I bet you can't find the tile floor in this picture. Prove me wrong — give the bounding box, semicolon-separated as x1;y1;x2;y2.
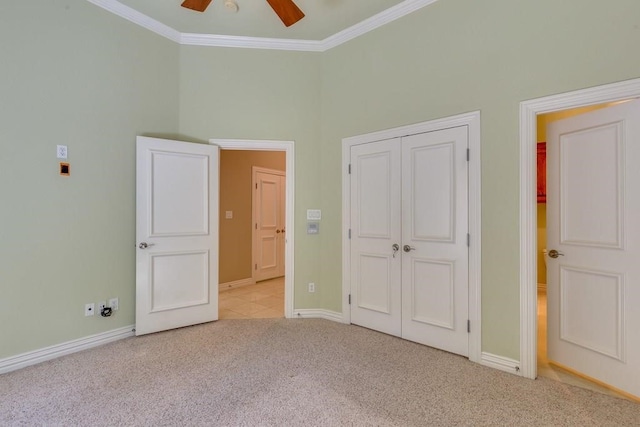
537;290;630;401
219;277;284;319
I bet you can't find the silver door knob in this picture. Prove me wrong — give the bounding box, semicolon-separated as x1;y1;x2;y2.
138;242;155;249
548;249;564;258
403;245;416;252
392;243;400;258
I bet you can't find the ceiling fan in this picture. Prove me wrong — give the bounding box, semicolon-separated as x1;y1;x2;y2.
181;0;305;27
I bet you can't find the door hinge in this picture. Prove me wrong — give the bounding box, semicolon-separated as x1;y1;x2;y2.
348;229;351;239
255;223;258;230
467;233;470;247
255;264;257;270
466;148;470;161
255;183;258;189
348;164;351;174
467;319;471;333
348;294;351;305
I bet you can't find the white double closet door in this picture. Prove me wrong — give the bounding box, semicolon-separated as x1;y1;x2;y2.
349;126;469;357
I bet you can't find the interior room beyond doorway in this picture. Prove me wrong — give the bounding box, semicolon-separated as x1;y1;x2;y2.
218;149;286;319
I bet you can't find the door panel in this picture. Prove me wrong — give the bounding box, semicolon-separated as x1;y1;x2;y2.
547;99;640;398
410;142;455;241
136;136;219;336
150;152;209;236
401;127;469;357
560;123;623;247
350;138;402;337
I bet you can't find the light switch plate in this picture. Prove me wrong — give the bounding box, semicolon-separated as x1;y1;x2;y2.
225;211;233;219
57;145;68;159
306;209;321;221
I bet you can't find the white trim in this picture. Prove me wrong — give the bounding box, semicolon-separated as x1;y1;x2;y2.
293;309;345;323
211;139;295;319
0;325;134;374
85;0;181;43
321;0;439;51
480;352;521;375
179;33;324;52
519;77;640;380
341;111;482;364
86;0;439;52
219;277;256;292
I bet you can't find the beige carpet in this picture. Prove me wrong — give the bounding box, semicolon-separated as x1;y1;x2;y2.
1;319;638;426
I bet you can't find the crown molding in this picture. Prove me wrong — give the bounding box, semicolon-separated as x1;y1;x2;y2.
322;0;439;51
86;0;439;52
180;33;323;52
86;0;181;43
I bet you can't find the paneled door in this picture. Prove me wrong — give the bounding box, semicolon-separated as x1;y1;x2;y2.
349;138;402;337
401;127;469;356
547;99;640;398
350;127;469;356
136;137;219;336
253;168;286;282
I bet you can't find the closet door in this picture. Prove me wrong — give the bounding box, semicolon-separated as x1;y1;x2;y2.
400;127;469;357
349;138;402;336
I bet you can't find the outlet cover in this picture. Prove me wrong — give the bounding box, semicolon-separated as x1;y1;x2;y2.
84;303;95;316
308;282;315;293
109;298;119;311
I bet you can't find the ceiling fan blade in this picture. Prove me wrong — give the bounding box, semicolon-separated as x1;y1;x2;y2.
181;0;213;12
265;0;305;27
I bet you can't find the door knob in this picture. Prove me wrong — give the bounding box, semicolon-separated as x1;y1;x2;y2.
392;243;400;258
138;242;155;249
403;245;416;252
276;229;281;234
548;249;564;258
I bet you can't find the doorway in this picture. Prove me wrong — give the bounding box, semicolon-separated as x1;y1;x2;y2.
212;139;295;319
536;104;635;399
520;78;640;400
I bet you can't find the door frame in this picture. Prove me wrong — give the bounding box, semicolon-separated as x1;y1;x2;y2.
519;77;640;380
211;139;295;319
341;111;482;364
252;166;286;282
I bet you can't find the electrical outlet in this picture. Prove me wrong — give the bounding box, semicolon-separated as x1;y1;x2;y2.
84;303;95;316
308;282;315;293
98;301;107;313
108;298;119;311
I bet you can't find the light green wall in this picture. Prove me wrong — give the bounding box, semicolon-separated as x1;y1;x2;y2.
3;0;640;364
0;1;179;358
320;0;640;358
177;46;322;308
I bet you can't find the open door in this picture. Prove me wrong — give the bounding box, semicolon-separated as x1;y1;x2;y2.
547;99;640;398
136;137;219;336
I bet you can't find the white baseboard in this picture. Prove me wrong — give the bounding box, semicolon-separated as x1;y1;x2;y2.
480;352;521;376
292;309;345;323
0;325;135;374
219;278;256;292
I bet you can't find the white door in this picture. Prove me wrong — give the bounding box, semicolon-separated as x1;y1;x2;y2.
350;127;469;355
350;138;403;336
401;127;469;357
547;99;640;397
253;168;285;282
136;137;219;336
